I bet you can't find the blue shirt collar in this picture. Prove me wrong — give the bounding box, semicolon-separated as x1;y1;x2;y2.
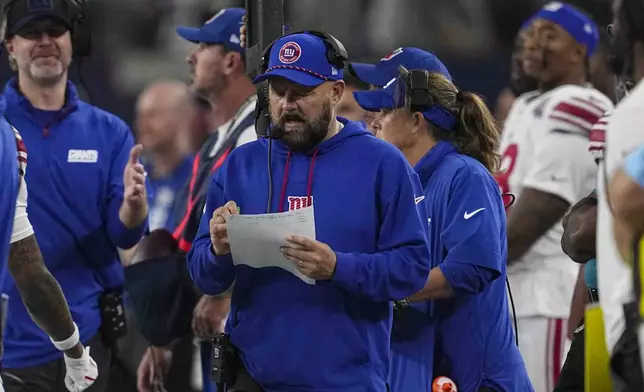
414;140;458;187
4;77;80;112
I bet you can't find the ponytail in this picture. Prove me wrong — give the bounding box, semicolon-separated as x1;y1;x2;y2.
456;91;501;173
396;67;501;173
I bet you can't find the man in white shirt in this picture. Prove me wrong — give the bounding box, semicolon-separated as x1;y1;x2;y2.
596;0;644;388
497;3;613;391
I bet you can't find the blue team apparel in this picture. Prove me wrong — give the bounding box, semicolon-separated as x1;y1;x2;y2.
0;95;19;288
145;156;193;231
252;33;344;87
0;78;150;368
417;141;533;392
349;47;451;87
188;119;431;391
176;7;245;53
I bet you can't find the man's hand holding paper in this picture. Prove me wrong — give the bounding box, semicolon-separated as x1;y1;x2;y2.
221;205;319;284
281;235;337;280
209;200;239;255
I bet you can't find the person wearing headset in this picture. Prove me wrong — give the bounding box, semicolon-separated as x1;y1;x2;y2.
187;31;432;391
0;1;151;391
354;68;533;392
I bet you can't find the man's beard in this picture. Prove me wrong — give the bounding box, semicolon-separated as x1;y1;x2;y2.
25;60;66;87
271;100;333;152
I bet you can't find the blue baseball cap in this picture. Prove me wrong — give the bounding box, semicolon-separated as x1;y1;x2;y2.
252;32;344;87
348;47;451;88
353;76;457;131
176;8;245;52
530;2;599;57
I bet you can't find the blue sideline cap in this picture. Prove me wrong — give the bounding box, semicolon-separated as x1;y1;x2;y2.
531;2;599;57
353;76;457;131
176;8;245;52
253;33;344;87
349;47;451;88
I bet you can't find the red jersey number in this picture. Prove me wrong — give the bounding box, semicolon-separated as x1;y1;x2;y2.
496;144;518;208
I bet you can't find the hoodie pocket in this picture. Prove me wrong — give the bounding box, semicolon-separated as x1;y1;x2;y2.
231;289;372;388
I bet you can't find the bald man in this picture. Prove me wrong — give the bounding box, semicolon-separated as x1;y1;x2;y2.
135;80;195;232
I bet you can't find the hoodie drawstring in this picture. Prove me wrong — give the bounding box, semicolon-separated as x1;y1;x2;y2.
277;149;319;212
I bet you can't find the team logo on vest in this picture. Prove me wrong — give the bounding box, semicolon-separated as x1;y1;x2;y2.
287;196;313;211
67;149;98;163
279;42;302;64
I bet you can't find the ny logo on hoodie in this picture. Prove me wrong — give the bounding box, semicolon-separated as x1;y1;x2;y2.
287;196;313;211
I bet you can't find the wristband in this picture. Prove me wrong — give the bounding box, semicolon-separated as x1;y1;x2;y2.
50;323;80;351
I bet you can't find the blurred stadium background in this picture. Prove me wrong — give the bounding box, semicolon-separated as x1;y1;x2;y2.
0;0;612;127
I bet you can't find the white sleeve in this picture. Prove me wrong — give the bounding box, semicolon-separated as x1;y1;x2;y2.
522;130;597;205
605;106;644;179
11;174;34;244
235;125;257;147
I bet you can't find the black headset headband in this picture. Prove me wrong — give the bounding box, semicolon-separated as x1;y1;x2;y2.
3;0;91;57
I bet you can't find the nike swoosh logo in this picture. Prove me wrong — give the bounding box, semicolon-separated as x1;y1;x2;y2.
464;208;485;219
414;196;425;204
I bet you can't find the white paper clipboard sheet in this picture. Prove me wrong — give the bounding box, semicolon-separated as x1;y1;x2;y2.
226;206;316;285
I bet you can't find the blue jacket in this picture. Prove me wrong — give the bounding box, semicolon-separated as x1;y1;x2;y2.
0;79;149;368
416;142;532;392
0;95;19;288
188;118;431;392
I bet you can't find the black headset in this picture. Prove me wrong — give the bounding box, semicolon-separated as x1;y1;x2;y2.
3;0;91;57
254;30;348;138
401;68;458;132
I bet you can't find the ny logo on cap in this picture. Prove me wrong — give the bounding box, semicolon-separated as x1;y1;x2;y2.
381;47;403;61
28;0;54;11
279;42;301;64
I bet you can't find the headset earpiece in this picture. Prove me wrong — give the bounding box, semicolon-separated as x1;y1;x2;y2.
408;69;432;108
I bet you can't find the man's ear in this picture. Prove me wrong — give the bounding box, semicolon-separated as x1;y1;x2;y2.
5;38;13;56
571;43;587;66
223;51;240;76
330;80;345;105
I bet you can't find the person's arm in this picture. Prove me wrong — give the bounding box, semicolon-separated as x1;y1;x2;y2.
610;145;644;263
507;124;598;264
407;169;503;302
561;192;597;263
330;154;431;302
187;168;236;296
106;123;152;250
8;175;83;358
567;264;589;340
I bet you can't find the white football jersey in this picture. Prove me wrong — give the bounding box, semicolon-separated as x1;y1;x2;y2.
10;125;33;244
497;85;613;318
597;80;644;353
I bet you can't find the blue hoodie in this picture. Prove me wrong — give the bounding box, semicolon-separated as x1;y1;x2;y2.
0;79;150;368
0;95;19;288
415;142;532;392
188;118;431;392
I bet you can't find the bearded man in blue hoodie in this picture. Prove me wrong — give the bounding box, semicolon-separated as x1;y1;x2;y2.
187;31;432;392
